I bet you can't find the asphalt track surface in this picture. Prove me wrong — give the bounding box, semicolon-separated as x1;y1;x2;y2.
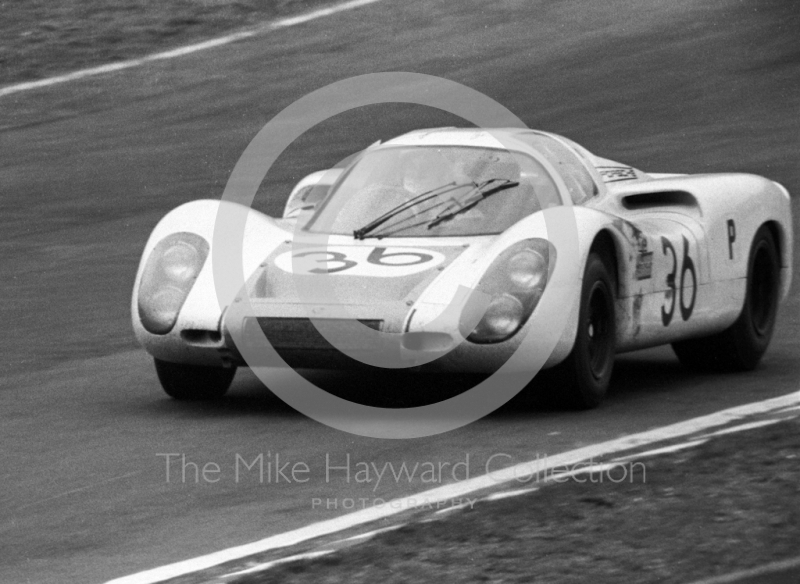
1;1;799;583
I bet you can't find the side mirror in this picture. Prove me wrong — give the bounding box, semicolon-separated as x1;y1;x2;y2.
282;168;343;219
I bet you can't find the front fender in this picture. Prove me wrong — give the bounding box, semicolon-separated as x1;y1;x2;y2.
409;206;617;372
131;199;289;364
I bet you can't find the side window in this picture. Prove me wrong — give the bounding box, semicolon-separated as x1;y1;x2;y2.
520;134;599;204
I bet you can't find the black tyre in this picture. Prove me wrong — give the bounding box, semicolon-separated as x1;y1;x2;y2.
672;225;780;372
154;358;236;400
556;252;617;408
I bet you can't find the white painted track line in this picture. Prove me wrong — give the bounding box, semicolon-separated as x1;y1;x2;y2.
700;418;783;438
104;390;800;584
484;487;539;502
684;555;800;584
434;502;473;515
223;549;335;578
0;0;387;99
340;524;405;543
612;439;709;462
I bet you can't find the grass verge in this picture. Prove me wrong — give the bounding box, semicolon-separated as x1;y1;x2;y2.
233;416;800;584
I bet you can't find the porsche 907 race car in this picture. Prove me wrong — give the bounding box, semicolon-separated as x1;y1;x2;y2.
132;128;793;408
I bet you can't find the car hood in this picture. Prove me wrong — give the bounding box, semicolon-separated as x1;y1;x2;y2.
239;239;472;330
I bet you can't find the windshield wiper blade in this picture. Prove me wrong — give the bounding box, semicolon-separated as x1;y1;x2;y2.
427;178;519;229
353;181;468;240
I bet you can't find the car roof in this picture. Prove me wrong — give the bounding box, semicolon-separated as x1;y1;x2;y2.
381;127;545;149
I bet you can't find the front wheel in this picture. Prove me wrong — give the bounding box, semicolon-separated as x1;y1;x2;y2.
555;252;617;409
154;358;236;400
672;225;780;372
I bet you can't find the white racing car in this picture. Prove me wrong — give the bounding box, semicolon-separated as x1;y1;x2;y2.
132;128;793;407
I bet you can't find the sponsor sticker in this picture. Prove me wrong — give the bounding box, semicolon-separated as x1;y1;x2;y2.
598;166;638;182
635;251;653;280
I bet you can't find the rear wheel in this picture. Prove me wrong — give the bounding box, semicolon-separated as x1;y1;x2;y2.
672;225;780;372
154;358;236;400
555;252;617;408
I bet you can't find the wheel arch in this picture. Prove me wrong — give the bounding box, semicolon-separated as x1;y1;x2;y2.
762;219;792;301
589;229;621;296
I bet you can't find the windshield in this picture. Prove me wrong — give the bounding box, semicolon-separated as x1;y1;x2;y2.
305;146;561;237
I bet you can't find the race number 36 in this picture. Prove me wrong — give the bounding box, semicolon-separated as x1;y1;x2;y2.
274;246;446;277
661;236;697;326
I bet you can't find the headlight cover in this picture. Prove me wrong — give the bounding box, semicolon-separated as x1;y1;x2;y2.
462;239;554;344
137;233;209;334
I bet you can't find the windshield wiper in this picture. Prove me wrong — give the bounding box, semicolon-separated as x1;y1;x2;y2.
427;178;519;229
353;181;470;240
